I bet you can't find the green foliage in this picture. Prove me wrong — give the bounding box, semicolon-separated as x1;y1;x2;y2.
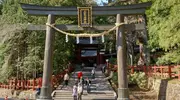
112;72;148;89
1;0;28;23
0;0;97;82
156;50;180;65
109;58;117;65
147;0;180;65
0;23;26;82
110;0;151;5
111;72;118;85
128;72;147;89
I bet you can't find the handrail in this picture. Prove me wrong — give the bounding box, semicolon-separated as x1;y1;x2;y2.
107;64;180;80
0;64;75;90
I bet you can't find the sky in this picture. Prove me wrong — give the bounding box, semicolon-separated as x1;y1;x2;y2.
96;0;108;6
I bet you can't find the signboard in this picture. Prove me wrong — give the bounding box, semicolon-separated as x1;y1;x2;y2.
78;7;92;27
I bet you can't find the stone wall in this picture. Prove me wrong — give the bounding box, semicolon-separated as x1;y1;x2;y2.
148;78;180;100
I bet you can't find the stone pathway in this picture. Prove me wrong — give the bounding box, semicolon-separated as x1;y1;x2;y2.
52;66;115;100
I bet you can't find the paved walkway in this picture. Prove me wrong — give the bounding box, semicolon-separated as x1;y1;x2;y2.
52;66;115;100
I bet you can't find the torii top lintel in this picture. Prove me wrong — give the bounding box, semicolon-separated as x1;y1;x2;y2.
21;2;151;16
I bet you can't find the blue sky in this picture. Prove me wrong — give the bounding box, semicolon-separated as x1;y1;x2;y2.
96;0;108;6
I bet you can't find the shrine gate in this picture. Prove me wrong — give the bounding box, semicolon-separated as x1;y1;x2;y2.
21;2;151;100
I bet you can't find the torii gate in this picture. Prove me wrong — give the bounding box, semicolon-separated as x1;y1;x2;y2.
21;2;151;100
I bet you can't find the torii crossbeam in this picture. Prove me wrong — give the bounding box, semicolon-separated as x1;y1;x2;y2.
21;2;151;100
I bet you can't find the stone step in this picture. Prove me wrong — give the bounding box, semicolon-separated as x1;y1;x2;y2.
53;96;115;100
52;66;115;100
54;91;114;95
54;98;115;100
54;95;114;97
54;93;114;97
53;92;115;98
54;93;114;95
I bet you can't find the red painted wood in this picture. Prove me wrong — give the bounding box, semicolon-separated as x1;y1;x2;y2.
178;70;180;80
131;66;134;74
33;79;36;90
168;66;172;78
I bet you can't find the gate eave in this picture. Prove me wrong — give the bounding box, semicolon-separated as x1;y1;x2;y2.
21;2;151;16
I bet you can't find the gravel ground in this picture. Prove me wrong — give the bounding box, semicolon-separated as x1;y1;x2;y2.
0;88;13;98
0;86;158;100
129;87;157;100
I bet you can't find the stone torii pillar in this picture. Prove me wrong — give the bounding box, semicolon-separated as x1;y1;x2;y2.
38;14;55;100
20;2;151;100
116;14;129;100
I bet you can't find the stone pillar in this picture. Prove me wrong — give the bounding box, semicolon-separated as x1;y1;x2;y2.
143;14;150;66
116;14;129;100
38;14;55;100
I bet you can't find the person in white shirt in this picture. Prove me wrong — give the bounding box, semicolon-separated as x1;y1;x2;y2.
91;67;95;79
77;82;83;100
114;91;117;100
64;72;69;86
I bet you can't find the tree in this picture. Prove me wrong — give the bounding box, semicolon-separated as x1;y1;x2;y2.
0;0;97;82
0;1;3;14
147;0;180;65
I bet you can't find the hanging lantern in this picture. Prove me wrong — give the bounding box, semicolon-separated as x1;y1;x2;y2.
102;35;104;43
66;34;68;42
76;36;79;44
90;36;93;44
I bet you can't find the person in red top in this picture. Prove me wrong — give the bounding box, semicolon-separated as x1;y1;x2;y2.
77;71;83;80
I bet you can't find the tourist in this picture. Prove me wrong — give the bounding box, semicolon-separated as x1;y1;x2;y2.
93;63;97;68
102;65;106;73
72;84;78;100
77;82;83;100
79;76;84;94
64;72;69;86
35;87;41;99
81;63;85;69
91;67;95;79
85;78;91;93
77;71;83;80
79;76;84;83
114;91;117;100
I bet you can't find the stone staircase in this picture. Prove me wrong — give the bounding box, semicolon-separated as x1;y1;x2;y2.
52;66;116;100
52;90;115;100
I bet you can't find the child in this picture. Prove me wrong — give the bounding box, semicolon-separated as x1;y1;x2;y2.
72;84;78;100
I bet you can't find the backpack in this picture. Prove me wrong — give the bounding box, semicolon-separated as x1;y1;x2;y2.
86;80;91;85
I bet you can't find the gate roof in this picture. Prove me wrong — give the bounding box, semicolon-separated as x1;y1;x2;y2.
21;2;151;16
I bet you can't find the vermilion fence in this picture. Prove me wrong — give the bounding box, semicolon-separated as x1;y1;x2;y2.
0;66;74;90
108;63;180;80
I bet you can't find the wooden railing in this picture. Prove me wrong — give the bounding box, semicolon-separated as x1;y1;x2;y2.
0;66;74;90
108;63;180;80
0;78;42;90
